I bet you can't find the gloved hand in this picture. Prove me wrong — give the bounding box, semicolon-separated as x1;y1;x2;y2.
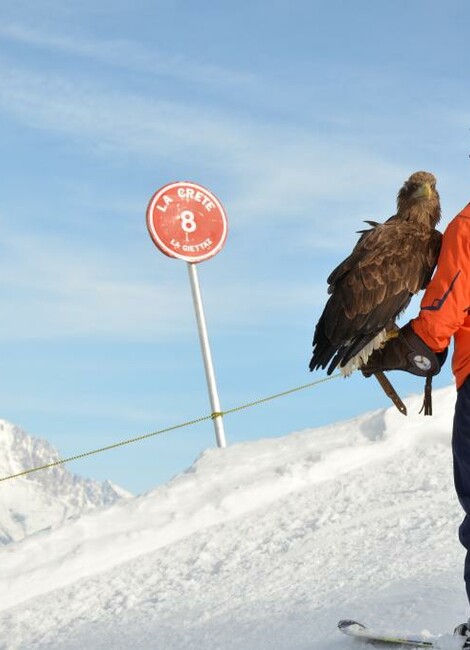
361;323;447;378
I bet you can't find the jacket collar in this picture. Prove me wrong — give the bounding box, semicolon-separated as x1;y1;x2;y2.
460;202;470;218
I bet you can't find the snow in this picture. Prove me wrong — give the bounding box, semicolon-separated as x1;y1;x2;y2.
0;385;468;649
0;420;131;545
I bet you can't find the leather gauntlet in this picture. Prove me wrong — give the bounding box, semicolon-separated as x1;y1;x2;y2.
361;323;447;378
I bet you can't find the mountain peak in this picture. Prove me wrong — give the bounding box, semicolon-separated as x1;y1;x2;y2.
0;419;131;544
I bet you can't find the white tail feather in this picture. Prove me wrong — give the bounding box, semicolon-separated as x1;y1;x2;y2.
340;329;390;377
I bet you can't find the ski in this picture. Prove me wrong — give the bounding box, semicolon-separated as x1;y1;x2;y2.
338;619;465;648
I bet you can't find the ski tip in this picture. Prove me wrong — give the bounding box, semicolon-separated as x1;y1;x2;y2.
338;620;366;631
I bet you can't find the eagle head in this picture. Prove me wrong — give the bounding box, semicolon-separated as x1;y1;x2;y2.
396;171;441;228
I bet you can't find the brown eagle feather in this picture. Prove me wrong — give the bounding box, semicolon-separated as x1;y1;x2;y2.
309;171;442;375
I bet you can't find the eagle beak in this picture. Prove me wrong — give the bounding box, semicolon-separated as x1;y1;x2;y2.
412;182;433;200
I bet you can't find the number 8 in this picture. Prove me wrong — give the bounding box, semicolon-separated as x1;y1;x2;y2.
179;210;197;233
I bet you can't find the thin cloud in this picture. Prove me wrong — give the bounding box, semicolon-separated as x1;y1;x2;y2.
0;229;190;340
0;225;323;341
0;22;256;87
0;59;407;227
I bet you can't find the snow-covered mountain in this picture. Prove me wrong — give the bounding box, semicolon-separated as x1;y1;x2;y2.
0;386;467;649
0;419;131;544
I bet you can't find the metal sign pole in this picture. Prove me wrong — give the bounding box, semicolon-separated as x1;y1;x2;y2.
187;262;227;448
147;181;229;449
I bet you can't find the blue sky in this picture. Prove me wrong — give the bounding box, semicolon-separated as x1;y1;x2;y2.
0;0;469;493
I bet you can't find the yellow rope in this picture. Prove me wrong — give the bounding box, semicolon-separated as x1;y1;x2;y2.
221;374;340;416
0;374;340;483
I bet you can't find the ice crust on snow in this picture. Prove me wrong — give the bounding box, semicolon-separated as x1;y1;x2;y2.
0;386;468;649
0;419;131;544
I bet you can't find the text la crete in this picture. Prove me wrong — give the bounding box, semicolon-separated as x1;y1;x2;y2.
156;187;216;213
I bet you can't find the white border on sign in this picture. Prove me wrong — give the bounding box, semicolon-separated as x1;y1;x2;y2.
146;181;228;263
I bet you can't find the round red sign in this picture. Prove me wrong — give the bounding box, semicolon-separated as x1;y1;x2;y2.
146;181;228;263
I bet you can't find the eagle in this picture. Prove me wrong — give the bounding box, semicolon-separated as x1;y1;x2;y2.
309;171;442;377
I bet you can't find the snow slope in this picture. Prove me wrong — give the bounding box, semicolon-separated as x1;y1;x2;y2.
0;420;131;544
0;386;468;649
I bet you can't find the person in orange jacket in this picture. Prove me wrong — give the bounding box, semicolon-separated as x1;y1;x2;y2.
363;200;470;641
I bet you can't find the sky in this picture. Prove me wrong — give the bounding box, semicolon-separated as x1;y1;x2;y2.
0;0;469;494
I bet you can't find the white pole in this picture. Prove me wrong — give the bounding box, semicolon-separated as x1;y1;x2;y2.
187;262;227;448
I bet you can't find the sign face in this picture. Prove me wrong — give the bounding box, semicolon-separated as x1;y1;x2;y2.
146;181;228;263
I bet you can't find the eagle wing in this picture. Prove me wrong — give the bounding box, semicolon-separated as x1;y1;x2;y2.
310;221;442;374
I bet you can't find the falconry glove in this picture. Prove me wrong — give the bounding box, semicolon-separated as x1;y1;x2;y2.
361;323;446;377
361;323;447;414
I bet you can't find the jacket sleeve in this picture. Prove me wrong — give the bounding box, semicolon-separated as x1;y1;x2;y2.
411;215;470;352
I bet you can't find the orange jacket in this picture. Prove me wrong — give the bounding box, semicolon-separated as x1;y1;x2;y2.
411;202;470;389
